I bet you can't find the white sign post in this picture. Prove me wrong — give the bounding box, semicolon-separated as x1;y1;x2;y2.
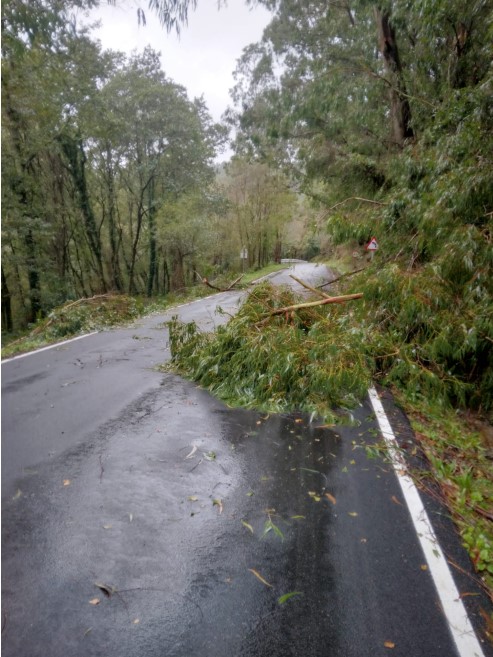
240;248;248;271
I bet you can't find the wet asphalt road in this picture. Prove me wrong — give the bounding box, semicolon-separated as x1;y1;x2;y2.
2;264;492;656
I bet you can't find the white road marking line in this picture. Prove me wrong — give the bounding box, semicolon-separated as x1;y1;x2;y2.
368;387;486;657
1;332;99;364
1;277;277;364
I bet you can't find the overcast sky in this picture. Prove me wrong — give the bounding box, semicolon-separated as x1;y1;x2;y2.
86;0;271;125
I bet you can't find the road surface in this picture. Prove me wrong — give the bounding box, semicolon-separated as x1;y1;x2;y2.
2;264;491;656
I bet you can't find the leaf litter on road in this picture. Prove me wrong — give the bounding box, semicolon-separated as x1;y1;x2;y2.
212;498;223;514
241;520;254;534
278;592;303;605
248;569;272;588
185;445;197;459
262;518;284;541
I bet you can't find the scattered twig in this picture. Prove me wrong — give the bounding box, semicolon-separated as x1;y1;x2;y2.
185;595;205;620
99;455;105;483
189;458;203;473
185;445;197;459
469;504;493;523
249;568;273;588
322;196;388;218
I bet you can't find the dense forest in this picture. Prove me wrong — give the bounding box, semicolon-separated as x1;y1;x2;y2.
1;0;311;331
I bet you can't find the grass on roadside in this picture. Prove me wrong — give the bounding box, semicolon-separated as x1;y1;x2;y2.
400;394;493;598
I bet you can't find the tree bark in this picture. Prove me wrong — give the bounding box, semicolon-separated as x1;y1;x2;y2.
104;143;123;291
146;178;157;297
25;228;42;322
128;201;145;294
374;6;414;145
59;132;107;291
2;265;14;332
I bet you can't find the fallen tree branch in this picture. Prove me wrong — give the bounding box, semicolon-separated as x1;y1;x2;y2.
264;293;364;320
59;293;113;312
318;266;368;288
194;271;243;292
323;197;388;216
30;294;113;336
289;274;332;299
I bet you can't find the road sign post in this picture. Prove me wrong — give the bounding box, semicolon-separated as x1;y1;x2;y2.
240;248;248;272
365;237;379;260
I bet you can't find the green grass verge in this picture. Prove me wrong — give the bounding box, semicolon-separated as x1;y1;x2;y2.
401;394;493;599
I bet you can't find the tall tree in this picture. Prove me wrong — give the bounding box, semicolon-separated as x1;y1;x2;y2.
1;0;222;328
224;159;294;269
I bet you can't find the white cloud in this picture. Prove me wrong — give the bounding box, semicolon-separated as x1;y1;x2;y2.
86;0;271;123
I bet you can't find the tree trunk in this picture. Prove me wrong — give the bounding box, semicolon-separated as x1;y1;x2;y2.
128;202;145;294
273;226;282;264
171;249;185;290
449;22;473;89
59;132;107;291
105;143;123;291
25;228;42;322
146;178;157;297
163;257;170;294
2;265;14;332
374;6;414;146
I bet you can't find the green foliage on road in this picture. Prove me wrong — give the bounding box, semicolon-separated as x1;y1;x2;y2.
168;281;371;421
169;275;493;599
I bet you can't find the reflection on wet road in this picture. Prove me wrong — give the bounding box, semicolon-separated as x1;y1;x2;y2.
2;376;478;657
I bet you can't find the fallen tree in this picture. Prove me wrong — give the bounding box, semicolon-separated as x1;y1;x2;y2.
167;280;370;419
194;271;244;292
